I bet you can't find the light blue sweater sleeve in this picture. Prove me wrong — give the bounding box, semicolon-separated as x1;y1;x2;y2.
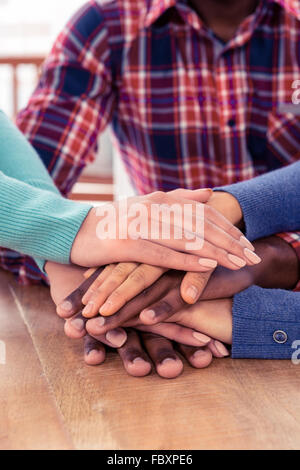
0;111;92;271
216;163;300;359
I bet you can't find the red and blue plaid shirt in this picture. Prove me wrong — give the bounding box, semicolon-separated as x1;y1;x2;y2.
3;0;300;285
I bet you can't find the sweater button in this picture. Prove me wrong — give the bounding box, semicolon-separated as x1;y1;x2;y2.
273;330;288;344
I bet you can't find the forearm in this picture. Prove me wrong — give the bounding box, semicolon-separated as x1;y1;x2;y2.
0;171;91;268
214;162;300;240
0;111;93;270
254;236;299;289
202;235;299;299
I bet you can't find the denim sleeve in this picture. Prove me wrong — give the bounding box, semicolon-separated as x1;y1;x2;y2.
232;286;300;359
215;162;300;241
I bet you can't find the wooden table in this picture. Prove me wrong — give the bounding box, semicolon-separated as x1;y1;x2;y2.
1;269;300;450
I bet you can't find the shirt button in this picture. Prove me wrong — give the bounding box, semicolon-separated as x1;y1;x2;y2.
273;330;288;344
227;118;236;127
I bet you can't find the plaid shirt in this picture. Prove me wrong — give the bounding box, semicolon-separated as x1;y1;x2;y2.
3;0;300;284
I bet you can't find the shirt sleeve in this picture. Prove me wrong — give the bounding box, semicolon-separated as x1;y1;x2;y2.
214;162;300;241
0;172;91;270
16;1;116;196
232;286;300;359
0;111;92;271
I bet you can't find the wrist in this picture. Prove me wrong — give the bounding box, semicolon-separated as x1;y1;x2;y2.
251;236;299;289
44;260;58;276
45;260;73;278
209;191;243;228
70;207;98;266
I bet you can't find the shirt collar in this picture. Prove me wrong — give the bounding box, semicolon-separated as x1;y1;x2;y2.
143;0;300;26
269;0;300;19
144;0;177;28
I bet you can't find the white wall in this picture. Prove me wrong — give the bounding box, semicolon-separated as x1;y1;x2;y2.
0;0;113;177
0;0;84;55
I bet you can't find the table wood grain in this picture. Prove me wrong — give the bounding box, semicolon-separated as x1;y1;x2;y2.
0;269;300;450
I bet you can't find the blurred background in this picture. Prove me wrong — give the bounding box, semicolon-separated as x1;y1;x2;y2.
0;0;134;202
0;0;85;115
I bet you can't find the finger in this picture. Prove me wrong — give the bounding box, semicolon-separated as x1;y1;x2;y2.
204;203;254;247
120;238;220;272
135;322;211;347
65;312;128;348
201;265;254;300
150;235;258;271
164;298;233;345
82;263;138;318
155;192;260;266
171;191;248;243
56;267;106;318
139;286;186;325
169;188;213;203
201;217;261;266
157;190;253;251
84;335;106;366
141;332;183;379
177;340;230;368
117;329;152;377
208;340;230;358
99;264;166;316
64;312;87;339
84;268;97;279
177;343;213;369
82;264;117;311
86;272;180;336
180;270;214;304
90;328;128;349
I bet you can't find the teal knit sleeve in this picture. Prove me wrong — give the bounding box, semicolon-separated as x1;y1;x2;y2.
0;111;92;270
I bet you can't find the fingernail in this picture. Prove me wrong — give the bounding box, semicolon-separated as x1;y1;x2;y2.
133;357;147;364
161;357;176;365
186;286;199;301
106;329;127;348
192;332;211;344
100;301;112;316
87;349;98;356
141;309;156;320
244;248;262;265
227;254;246;267
240;236;255;251
201;188;213;194
198;258;218;268
70;318;85;332
59;300;73;312
192;349;207;359
82;302;94;316
214;340;230;356
95;316;105;328
81;293;90;304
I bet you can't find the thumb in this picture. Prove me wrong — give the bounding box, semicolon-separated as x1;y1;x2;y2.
180;270;214;304
84;267;97;279
171;188;213;203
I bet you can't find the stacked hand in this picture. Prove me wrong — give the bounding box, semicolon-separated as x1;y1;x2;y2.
48;263;232;378
46;190;298;378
